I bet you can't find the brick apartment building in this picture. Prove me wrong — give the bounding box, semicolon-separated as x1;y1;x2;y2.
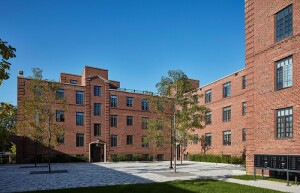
17;66;183;162
185;69;246;157
16;0;300;173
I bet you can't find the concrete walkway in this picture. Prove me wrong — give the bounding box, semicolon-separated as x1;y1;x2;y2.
0;161;298;192
225;178;299;193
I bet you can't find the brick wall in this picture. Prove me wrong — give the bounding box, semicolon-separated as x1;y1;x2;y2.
245;0;300;173
186;70;246;156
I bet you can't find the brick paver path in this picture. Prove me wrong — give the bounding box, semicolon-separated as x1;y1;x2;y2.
0;161;245;193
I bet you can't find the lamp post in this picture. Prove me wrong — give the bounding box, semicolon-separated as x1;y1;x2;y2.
169;116;173;169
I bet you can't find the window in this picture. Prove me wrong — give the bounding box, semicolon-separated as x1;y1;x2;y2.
193;95;198;104
142;117;149;129
223;131;231;145
76;133;84;147
141;137;149;148
156;136;164;148
94;103;101;116
276;107;293;138
76;112;84;125
94;124;101;136
70;80;78;85
205;90;212;103
127;116;133;126
110;115;117;128
127;97;133;107
94;86;101;96
157;154;164;161
111;135;117;147
157;120;163;130
276;56;292;90
56;110;64;122
223;106;231;122
276;5;293;42
184;138;188;147
57;133;64;144
127;135;133;145
142;99;149;110
193;134;198;144
34;86;42;97
56;89;64;99
110;95;117;107
76;91;84;104
242;128;246;142
242;76;246;89
242;102;246;116
205;133;212;146
223;82;231;98
205;111;212;125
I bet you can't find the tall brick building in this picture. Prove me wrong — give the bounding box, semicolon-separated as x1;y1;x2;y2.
16;1;300;174
244;0;300;173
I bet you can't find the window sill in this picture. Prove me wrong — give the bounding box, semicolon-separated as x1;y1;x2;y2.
275;86;292;92
275;137;293;140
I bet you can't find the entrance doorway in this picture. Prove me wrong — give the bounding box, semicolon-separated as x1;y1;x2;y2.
90;143;104;162
176;144;181;161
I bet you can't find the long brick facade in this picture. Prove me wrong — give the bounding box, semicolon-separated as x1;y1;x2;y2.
17;66;176;162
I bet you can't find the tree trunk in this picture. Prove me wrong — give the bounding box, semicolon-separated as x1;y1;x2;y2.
34;140;37;167
48;120;51;172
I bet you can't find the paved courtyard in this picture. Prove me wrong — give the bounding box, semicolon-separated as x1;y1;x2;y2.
0;161;245;192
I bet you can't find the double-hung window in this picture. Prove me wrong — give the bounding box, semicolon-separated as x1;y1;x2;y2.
76;112;84;125
110;95;117;107
56;110;65;122
94;86;101;96
223;82;231;98
223;106;231;122
205;133;212;146
205;90;212;103
275;5;293;42
276;107;293;138
94;103;101;116
276;57;292;90
76;91;84;104
223;131;231;145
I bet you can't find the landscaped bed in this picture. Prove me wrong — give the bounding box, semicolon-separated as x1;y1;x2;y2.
25;179;282;193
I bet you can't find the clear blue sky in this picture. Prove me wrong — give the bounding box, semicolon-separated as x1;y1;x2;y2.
0;0;245;105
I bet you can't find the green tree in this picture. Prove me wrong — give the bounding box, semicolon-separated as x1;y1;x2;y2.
18;68;66;172
0;103;17;152
145;97;171;161
0;38;16;86
200;135;210;154
155;70;208;172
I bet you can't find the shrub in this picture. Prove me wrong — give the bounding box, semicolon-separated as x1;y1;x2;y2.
110;154;153;162
188;154;245;165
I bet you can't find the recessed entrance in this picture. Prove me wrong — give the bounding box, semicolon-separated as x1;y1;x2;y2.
90;143;105;162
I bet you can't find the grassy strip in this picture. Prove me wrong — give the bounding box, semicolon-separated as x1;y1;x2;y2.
25;179;282;193
232;175;295;185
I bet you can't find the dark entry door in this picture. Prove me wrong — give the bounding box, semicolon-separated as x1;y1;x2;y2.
91;143;104;162
177;145;181;161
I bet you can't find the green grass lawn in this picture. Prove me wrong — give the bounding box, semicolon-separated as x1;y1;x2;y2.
26;180;283;193
232;175;294;185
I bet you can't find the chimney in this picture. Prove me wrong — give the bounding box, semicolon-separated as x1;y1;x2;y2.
18;70;24;77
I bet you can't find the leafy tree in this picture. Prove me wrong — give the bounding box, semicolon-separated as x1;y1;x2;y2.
0;103;17;152
200;135;210;154
155;70;208;172
145;97;171;161
18;68;66;171
0;38;16;86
